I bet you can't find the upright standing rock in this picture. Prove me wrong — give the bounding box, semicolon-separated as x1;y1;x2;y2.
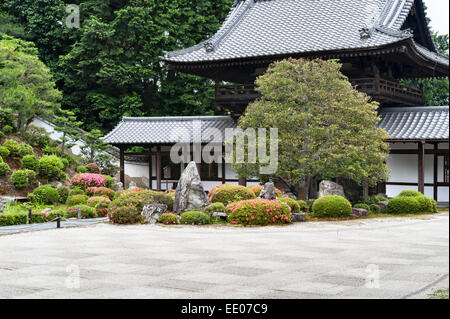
173;162;210;214
258;182;277;200
318;180;345;198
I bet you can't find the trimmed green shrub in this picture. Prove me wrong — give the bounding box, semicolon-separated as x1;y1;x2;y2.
398;190;423;197
69;187;85;196
11;170;29;189
30;211;60;223
28;185;59;204
66;194;89;206
22;125;51;148
110;189;173;212
66;205;96;219
247;185;283;197
227;198;291;226
278;197;301;214
204;202;226;214
415;196;438;213
354;203;371;211
76;165;88;173
0;146;9;158
87;196;111;217
312;195;352;218
209;184;256;206
38;155;64;180
0;162;10;176
57;186;69;204
297;199;310;213
369;204;381;214
0;131;4;139
109;206;145;224
387;196;421;214
19;143;34;157
2;139;20;157
58;171;67;182
0;213;27;226
158;212;179;225
180;211;211;225
24;169;36;183
61;158;69;170
87;187;115;200
2;125;13;134
104;175;115;189
21;155;39;171
360;195;388;205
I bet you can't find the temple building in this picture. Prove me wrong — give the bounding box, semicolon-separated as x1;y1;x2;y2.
105;0;449;202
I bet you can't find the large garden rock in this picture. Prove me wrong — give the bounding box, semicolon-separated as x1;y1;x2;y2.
258;182;277;200
0;198;7;213
378;201;389;214
141;203;168;224
351;208;368;217
291;213;306;222
318;180;345;198
173;162;210;214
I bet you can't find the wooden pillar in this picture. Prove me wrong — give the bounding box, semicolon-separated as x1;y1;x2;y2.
433;143;439;201
418;141;425;194
221;145;226;184
156;145;162;191
119;146;125;186
148;146;153;190
238;177;247;187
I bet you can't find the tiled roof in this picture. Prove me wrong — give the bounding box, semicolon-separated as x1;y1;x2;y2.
164;0;448;67
103;116;237;145
378;106;449;140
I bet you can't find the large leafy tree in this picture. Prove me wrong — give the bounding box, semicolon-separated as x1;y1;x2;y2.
232;58;390;199
0;35;62;133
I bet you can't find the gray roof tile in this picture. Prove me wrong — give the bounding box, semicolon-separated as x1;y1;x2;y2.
378;106;449;140
164;0;448;67
103;116;237;145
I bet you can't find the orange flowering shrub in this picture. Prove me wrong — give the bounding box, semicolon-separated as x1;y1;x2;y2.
227;198;291;226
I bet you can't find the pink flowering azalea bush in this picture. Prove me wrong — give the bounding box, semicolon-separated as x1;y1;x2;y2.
209;184;255;206
312;195;352;218
87;187;115;200
158;212;179;225
71;173;106;190
247;185;283;198
227;198;291;226
87;196;111;217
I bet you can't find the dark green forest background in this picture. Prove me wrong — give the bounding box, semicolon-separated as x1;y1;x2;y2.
0;0;448;134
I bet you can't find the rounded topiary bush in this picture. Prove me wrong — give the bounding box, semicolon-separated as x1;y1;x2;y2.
28;185;59;204
180;211;211;225
369;204;381;214
109;206;145;224
387;196;421;214
19;143;34;157
76;165;88;173
297;199;310;213
57;186;69;204
312;195;352;218
209;184;256;206
69;187;85;196
204;202;226;214
158;212;179;225
66;205;96;219
38;155;64;180
61;158;69;170
109;189;173;212
87;196;111;217
71;173;106;190
87;187;115;200
0;146;10;158
11;170;29;189
398;190;423;197
66;194;89;206
0;162;10;176
278;197;301;214
2;125;13;134
227;198;291;226
21;155;39;171
415;195;437;213
2;139;20;157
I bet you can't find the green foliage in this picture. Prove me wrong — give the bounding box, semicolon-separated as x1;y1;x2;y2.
38;155;64;180
87;187;115;200
0;161;10;175
19;143;33;157
0;146;9;157
209;184;256;206
312;195;352;218
57;186;69;204
398;190;423;197
29;210;61;223
2;125;13;134
278;197;301;214
109;206;145;225
104;175;115;189
66;194;89;206
0;11;28;39
158;212;179;225
415;196;438;213
354;203;370;211
2;139;20;157
21;154;39;170
227;199;291;226
180;211;211;225
232;58;390;198
61;158;69;170
0;131;4;139
68;187;85;196
204;202;226;213
85;163;101;174
21;125;51;148
66;205;96;219
53;108;83;154
247;185;283;197
87;196;111;217
360;195;388;205
110;189;173;212
0;213;27;226
76;165;88;173
387;196;421;214
42;145;62;156
10;169;29;189
369;204;381;214
28;184;59;204
0;35;62;133
297;199;310;213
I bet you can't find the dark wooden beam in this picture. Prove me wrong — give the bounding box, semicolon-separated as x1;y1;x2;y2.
148;146;153;190
386;182;449;187
156;145;162;191
119;147;125;186
222;145;226;184
238;177;247;187
389;149;449;155
433;143;439;201
418;141;425;194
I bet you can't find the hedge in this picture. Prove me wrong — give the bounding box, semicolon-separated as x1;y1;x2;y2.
28;185;59;204
109;206;145;224
227;198;291;226
66;195;89;206
312;196;352;218
66;205;97;219
0;213;27;226
158;213;179;225
180;211;211;225
209;184;256;206
38;155;64;180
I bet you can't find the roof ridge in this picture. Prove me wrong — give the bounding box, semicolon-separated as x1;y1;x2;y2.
380;106;449;113
122;115;235;121
413;40;449;60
